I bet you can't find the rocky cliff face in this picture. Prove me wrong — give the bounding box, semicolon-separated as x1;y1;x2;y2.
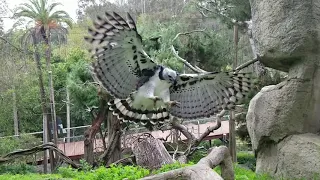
247;0;320;179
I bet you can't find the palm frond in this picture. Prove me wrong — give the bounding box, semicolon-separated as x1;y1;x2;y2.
47;2;62;13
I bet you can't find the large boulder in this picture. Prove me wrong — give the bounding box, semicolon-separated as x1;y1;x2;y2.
250;0;320;71
247;67;320;152
256;133;320;179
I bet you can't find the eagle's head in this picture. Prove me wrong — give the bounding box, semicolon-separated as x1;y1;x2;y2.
159;66;179;85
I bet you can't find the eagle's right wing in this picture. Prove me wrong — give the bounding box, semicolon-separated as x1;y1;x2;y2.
85;12;158;99
169;72;253;119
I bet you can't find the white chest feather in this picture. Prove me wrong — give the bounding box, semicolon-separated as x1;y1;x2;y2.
132;73;171;109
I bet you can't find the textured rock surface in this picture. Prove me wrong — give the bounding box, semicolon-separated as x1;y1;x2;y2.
250;0;320;71
248;0;320;178
256;133;320;179
247;59;320;151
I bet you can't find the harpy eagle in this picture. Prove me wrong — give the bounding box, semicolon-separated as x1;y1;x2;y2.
85;12;253;129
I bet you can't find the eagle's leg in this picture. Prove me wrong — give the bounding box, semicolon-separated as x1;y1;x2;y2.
165;101;180;108
148;96;162;106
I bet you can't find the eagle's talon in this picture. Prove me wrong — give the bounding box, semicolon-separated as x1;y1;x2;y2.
149;96;161;102
166;101;180;108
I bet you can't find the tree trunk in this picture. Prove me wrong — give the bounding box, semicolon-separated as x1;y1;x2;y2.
12;86;19;136
84;99;108;165
66;88;71;143
100;111;122;165
45;31;58;147
229;24;238;163
44;29;57;171
132;135;174;169
31;32;49;173
106;112;122;165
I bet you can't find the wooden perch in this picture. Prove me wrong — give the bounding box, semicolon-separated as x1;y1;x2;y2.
0;142;81;169
140;146;234;180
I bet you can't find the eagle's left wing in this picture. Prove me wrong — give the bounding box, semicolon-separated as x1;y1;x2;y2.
169;72;253;119
85;12;157;99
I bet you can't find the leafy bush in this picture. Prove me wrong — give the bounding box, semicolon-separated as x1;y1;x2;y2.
153;161;194;174
0;163;37;175
214;164;272;180
58;165;150;180
237;152;256;171
0;134;41;156
2;163;318;180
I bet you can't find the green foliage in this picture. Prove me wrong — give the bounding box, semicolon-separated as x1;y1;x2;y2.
237;152;256;171
137;9;234;73
153;161;194;174
0;173;62;180
0;134;41;156
58;165;150;180
189;140;225;163
197;0;251;28
0;163;274;180
214;164;272;180
0;163;37;175
1;163;318;180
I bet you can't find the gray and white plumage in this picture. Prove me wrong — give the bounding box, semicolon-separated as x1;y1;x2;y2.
85;12;253;130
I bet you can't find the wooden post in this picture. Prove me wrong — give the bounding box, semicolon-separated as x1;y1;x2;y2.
66;88;71;143
229;24;239;163
12;86;19;136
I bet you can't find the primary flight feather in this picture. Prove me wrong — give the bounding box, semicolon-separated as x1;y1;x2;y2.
85;12;253;130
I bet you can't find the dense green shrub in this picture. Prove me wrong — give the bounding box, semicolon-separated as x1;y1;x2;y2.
153;161;194;174
237;152;256;171
58;165;150;180
0;134;41;156
0;163;37;175
0;163;274;180
215;164;272;180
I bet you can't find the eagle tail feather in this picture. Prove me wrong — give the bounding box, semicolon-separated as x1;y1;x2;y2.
108;98;170;130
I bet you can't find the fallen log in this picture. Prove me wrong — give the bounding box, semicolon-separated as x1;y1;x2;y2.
0;142;81;169
140;146;234;180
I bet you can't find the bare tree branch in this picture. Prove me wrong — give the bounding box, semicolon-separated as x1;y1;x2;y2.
171;29;210;73
105;155;135;168
0;142;81;169
235;56;260;72
170;110;226;156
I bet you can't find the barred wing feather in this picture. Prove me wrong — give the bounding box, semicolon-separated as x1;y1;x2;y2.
170;72;253;119
85;12;157;99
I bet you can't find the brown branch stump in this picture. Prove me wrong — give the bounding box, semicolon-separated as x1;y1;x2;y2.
132;134;174;169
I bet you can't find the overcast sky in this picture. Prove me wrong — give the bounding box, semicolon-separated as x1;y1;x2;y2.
3;0;79;31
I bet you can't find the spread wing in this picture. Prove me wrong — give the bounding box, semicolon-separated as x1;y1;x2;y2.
169;72;253;119
85;12;157;99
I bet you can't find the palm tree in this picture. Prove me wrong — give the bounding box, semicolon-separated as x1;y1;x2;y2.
14;0;73;173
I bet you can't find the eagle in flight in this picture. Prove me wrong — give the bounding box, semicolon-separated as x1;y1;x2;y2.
85;12;253;129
